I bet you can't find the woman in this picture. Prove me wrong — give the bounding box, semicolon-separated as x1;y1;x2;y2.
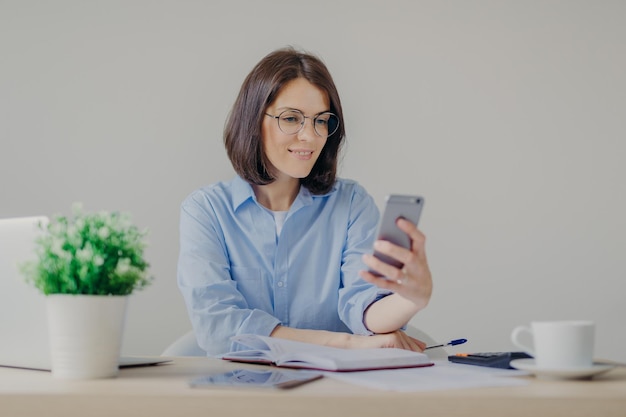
177;47;432;356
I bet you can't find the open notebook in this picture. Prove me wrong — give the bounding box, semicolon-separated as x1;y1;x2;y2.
223;334;433;371
0;216;169;371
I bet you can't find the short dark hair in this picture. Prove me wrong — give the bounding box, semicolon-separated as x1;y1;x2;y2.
224;47;345;195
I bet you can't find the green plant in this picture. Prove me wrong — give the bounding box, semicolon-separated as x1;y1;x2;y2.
21;204;152;295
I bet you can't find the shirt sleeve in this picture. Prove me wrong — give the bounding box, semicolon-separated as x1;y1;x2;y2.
177;191;280;356
337;185;392;335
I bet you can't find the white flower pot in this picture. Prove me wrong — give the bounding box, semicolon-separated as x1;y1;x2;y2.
46;294;128;380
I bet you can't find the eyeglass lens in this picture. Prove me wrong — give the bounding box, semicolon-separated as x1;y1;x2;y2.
277;110;339;137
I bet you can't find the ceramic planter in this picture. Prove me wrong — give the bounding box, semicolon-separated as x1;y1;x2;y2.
46;294;127;379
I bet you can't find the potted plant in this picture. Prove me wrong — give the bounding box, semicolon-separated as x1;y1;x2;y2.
21;203;151;379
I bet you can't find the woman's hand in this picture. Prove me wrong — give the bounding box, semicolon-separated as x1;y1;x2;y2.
360;218;433;308
348;330;426;352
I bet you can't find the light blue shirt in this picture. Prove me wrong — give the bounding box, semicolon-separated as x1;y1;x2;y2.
177;176;390;356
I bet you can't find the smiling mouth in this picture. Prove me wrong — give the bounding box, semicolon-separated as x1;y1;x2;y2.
290;150;314;156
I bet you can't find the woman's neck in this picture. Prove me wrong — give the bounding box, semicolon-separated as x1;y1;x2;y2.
252;178;300;212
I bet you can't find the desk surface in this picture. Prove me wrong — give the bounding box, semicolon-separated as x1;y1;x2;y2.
1;357;625;417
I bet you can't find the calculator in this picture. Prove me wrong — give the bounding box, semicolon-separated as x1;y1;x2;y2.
448;352;533;369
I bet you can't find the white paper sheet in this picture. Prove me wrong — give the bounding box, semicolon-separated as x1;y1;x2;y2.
323;360;529;392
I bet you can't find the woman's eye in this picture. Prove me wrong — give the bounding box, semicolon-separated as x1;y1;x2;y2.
281;116;301;124
315;118;329;126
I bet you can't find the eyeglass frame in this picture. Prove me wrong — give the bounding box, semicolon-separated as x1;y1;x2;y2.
264;109;339;138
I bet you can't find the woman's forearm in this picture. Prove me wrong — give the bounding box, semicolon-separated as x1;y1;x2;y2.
270;325;353;348
363;293;426;334
270;323;425;351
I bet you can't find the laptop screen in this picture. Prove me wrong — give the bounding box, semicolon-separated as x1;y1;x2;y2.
0;216;51;370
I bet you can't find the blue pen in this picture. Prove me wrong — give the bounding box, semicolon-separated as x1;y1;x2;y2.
424;338;468;350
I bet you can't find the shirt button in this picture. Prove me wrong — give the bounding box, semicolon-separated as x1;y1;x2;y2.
277;281;284;287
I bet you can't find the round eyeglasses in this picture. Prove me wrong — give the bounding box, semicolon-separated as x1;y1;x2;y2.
265;109;339;138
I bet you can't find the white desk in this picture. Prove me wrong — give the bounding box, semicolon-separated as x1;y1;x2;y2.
1;357;625;417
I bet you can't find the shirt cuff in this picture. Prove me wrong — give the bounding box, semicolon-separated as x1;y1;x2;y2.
353;290;393;336
228;310;282;352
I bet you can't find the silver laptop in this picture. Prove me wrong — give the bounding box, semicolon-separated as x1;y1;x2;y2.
0;216;170;371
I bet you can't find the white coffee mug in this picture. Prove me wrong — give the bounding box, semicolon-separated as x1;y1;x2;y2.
510;320;595;369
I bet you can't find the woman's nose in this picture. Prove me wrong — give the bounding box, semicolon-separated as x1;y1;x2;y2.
296;117;317;140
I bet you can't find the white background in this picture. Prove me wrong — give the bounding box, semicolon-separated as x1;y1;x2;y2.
1;0;624;361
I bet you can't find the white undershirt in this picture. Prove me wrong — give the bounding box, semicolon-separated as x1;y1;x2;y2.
271;210;288;236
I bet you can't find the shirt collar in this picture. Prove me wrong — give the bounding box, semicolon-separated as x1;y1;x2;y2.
231;175;339;212
231;176;256;211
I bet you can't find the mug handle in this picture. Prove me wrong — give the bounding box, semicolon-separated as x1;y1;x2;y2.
510;325;535;356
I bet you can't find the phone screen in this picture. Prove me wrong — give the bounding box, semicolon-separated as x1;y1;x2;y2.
189;368;323;390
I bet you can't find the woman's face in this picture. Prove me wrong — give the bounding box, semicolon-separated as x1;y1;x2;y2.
261;78;330;182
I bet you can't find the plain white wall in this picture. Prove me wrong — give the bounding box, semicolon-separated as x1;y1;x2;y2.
1;0;625;361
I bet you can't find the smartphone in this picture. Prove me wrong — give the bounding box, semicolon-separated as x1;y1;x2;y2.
371;194;425;276
189;368;323;390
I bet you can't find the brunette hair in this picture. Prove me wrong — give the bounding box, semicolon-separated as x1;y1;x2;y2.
224;47;345;195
